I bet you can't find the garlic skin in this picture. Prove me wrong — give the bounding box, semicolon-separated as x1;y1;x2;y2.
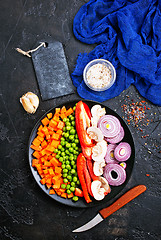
20;92;39;114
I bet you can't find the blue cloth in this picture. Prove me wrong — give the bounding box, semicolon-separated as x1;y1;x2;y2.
71;0;161;106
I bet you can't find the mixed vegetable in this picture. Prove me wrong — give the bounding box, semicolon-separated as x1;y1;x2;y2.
30;101;132;203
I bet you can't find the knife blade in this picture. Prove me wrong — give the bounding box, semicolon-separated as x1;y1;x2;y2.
72;185;146;233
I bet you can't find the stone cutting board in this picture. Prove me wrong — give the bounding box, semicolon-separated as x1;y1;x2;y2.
31;40;75;101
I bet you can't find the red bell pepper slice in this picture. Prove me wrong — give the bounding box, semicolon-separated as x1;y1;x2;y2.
86;159;99;181
81;145;93;160
83;160;93;197
77;153;92;203
75;101;94;147
75;188;84;197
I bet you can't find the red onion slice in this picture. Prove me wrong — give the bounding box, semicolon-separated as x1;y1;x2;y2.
114;142;131;162
105;126;124;144
103;163;126;186
105;144;118;164
98;115;121;138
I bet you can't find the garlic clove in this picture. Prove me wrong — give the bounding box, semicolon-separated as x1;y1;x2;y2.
20;92;39;114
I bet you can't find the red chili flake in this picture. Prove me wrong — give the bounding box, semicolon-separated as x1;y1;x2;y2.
146;174;150;177
144;106;146;110
147;107;150;110
141;101;146;103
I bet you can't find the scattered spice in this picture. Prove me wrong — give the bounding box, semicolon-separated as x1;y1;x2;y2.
146;174;150;177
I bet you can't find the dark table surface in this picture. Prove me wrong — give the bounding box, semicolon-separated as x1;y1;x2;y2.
0;1;161;240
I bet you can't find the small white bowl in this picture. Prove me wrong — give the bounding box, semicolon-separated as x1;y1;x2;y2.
83;59;116;92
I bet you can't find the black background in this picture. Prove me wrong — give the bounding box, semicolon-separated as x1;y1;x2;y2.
0;1;161;240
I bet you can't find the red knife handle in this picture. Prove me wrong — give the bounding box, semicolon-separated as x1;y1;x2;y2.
99;185;146;219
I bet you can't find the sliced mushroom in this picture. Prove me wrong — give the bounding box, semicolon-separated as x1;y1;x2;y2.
98;176;111;194
87;127;104;142
20;92;39;114
91;180;106;201
91;105;106;127
93;160;106;176
92;140;107;161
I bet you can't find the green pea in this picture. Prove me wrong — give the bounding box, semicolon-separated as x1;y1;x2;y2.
55;154;60;159
69;155;74;161
71;182;75;187
66;184;71;190
59;157;63;162
63;118;68;122
71;169;76;174
64;132;69;138
63;169;68;173
71;160;75;166
69;147;73;152
77;180;80;185
67;175;72;181
63;178;68;183
61;164;66;169
63;173;67;178
73;106;76;111
65;149;70;155
66;126;71;131
70;186;75;192
61;141;65;146
65;160;70;165
63;126;66;132
74;155;77;160
69;135;74;141
70;129;76;135
70;116;75;121
73;165;77;170
58;145;62;150
72;196;78;201
71;121;75;126
73;176;77;182
67;189;71;195
71;143;76;148
54;149;58;153
66;143;71;148
75;139;79;144
61;137;65;141
61;152;65;157
66;165;71;170
66;122;71;126
61;184;66;189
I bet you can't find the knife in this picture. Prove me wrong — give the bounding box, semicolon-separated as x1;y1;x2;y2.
72;185;146;233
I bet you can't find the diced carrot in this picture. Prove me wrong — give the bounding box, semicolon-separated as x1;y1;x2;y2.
51;140;60;148
32;159;39;167
53;179;61;189
55;108;61;114
48;168;55;176
41;117;50;126
56;129;63;136
41;140;47;149
37;135;44;142
55;166;62;174
50;157;59;167
51;132;60;140
40;178;46;185
65;107;74;117
30;145;42;151
37;131;45;138
38;125;43;131
47;112;53;119
49;189;55;194
46;183;52;189
46;178;52;185
67;192;74;198
33;151;42;159
32;138;41;147
53;115;59;122
61;192;67;198
57;121;65;129
41;126;49;135
49;119;57;128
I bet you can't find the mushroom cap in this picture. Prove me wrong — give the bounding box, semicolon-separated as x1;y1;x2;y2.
87;126;104;142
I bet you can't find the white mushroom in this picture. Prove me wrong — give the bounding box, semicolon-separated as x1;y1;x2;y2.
98;176;111;194
93;160;106;176
91;105;106;127
92;140;107;161
87;127;104;142
91;180;106;201
20;92;39;114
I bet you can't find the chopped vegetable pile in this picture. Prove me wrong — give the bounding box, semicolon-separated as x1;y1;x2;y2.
30;101;132;203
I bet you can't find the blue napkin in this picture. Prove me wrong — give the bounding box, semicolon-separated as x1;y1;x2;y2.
71;0;161;106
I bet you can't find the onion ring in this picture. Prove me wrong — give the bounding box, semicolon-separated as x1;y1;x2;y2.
114;142;131;162
98;115;121;138
104;144;118;164
103;163;126;186
105;126;124;144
